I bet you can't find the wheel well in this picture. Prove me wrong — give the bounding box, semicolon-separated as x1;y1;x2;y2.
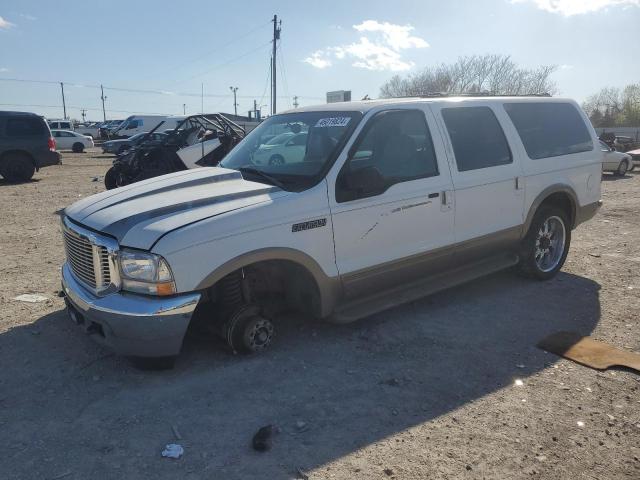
211;260;323;319
539;192;576;227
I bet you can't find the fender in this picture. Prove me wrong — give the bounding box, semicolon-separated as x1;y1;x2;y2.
522;184;578;236
195;247;342;318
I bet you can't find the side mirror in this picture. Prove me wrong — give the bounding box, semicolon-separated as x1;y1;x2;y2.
343;166;386;198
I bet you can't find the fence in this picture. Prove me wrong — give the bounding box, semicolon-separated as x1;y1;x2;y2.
594;127;640;141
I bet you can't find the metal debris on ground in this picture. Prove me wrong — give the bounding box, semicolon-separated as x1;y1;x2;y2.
13;294;49;303
538;331;640;373
161;443;184;459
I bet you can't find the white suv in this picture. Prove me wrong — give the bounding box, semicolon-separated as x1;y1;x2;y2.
60;96;602;362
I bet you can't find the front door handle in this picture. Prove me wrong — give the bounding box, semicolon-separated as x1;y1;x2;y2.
428;192;439;199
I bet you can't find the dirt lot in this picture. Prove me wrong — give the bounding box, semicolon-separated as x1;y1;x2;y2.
0;148;638;479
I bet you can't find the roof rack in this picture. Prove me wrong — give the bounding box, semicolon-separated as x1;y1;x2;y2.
413;92;552;98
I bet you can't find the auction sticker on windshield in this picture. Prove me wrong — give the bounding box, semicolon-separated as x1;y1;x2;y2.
315;117;351;128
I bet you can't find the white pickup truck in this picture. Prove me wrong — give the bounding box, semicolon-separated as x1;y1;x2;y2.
60;95;602;364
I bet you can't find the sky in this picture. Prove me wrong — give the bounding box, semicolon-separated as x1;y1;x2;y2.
0;0;639;121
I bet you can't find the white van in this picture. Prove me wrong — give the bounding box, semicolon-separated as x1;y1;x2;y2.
60;95;602;361
112;115;186;138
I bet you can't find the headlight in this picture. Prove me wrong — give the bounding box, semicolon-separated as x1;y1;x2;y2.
118;249;176;296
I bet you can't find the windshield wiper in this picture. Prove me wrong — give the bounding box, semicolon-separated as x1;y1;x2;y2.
238;167;286;190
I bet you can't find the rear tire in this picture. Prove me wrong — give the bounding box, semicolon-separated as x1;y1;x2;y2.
104;167;119;189
0;152;35;182
518;206;571;281
615;160;628;176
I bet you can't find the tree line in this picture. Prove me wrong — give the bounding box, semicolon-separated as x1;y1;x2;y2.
378;53;639;127
581;84;640;127
379;54;557;98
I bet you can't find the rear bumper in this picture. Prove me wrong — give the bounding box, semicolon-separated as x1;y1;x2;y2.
37;151;61;169
61;263;201;357
575;200;602;227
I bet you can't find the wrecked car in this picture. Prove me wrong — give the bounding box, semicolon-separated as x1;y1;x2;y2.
104;114;245;189
60;96;602;365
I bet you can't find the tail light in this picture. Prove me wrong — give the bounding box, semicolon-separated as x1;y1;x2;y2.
48;137;56;151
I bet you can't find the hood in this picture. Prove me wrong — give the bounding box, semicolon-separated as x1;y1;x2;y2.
105;139;128;146
64;167;287;250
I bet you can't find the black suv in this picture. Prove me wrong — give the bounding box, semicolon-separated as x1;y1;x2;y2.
0;111;61;182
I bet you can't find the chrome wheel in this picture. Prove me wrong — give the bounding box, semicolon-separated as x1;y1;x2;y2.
534;216;566;273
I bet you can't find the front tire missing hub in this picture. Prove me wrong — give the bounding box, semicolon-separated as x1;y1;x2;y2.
223;304;274;353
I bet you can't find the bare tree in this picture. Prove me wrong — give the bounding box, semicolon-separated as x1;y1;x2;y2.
379;54;558;98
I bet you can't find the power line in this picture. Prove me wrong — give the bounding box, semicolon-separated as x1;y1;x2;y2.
0;76;323;100
177;41;273;84
147;21;272;79
0;103;171;115
277;44;291;109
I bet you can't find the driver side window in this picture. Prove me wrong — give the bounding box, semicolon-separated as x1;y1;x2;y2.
337;109;439;202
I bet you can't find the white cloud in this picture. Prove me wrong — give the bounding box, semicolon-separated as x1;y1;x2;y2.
353;20;429;51
19;13;37;21
0;16;15;29
304;20;428;72
510;0;640;16
304;50;333;69
559;64;574;70
0;67;10;73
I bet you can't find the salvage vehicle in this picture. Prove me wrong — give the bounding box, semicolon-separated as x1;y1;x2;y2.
600;140;633;175
0;111;60;182
103;114;245;189
110;115;185;139
60;95;602;365
102;131;167;155
626;147;640;170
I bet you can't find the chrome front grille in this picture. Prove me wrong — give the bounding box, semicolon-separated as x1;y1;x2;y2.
62;217;120;295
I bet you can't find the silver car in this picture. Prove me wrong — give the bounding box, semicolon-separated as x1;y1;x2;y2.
600;141;633;176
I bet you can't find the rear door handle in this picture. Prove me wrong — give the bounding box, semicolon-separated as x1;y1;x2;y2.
428;192;439;199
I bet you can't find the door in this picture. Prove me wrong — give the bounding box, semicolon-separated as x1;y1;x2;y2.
329;107;455;298
433;104;524;247
56;131;74;149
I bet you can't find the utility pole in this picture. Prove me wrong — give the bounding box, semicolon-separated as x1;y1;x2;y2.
60;82;67;119
271;14;281;115
81;109;87;122
183;103;186;115
229;86;239;116
293;95;299;108
100;84;107;122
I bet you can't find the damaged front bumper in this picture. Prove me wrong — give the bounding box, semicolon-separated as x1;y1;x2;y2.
61;263;200;357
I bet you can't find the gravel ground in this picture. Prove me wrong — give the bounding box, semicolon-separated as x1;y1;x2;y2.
0;148;638;479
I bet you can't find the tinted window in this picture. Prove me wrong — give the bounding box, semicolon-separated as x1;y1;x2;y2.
442;107;512;172
7;117;45;136
504;102;593;159
339;109;439;201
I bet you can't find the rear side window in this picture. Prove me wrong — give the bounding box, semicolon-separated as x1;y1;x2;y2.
7;117;45;137
442;107;512;172
504;102;593;159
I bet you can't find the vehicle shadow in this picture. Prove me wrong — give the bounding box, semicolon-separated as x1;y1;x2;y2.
0;177;41;186
0;270;601;479
601;173;631;181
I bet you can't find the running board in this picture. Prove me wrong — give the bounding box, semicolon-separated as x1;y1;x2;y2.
330;253;520;324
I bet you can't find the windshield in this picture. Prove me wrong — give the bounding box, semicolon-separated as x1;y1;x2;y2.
220;110;361;190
